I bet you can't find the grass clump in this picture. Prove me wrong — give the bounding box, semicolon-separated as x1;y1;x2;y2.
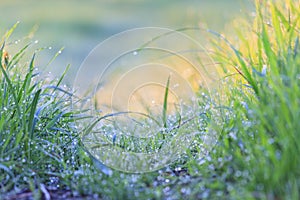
0;25;79;198
211;0;300;198
1;0;300;199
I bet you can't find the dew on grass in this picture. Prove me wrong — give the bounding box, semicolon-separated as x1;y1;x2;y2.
181;187;191;195
175;167;181;171
201;190;210;199
208;164;215;170
206;156;212;162
275;150;281;160
234;170;242;178
245;156;250;162
204;104;210;110
228;132;237;140
173;83;179;88
268;138;275;144
76;28;221;173
216;191;223;197
163;186;171;194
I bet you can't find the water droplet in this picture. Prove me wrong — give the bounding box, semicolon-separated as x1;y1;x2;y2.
199;159;205;165
174;167;182;173
261;65;267;76
173;83;179;88
133;51;138;56
235;170;242;177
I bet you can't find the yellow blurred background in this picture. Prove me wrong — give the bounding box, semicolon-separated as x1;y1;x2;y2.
0;0;251;82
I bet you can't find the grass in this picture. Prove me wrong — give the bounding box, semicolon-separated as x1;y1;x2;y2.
210;0;300;198
162;75;171;130
1;0;300;199
0;24;80;199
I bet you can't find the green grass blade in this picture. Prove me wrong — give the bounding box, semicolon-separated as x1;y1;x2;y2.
271;4;284;49
208;29;259;94
55;64;70;88
0;45;22;120
46;47;64;67
45;112;63;130
28;89;41;138
162;76;170;129
7;43;31;70
273;5;290;30
17;54;35;102
257;3;278;75
1;22;19;44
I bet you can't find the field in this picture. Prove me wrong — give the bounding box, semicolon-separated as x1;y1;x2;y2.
1;0;300;199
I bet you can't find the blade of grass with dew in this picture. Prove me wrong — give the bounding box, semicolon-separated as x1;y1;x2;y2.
7;43;31;70
0;44;22;121
257;4;278;75
51;63;70;95
0;22;19;44
26;88;41;160
162;75;170;130
45;112;64;130
28;89;41;138
271;3;284;50
46;47;64;67
208;29;259;94
17;53;35;102
0;163;15;191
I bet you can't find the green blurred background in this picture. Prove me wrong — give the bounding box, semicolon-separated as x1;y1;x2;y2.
0;0;251;82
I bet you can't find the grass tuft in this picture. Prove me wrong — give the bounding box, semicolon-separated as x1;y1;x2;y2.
1;1;300;198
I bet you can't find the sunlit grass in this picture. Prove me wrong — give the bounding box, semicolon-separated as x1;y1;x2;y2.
1;0;300;199
210;0;300;198
0;23;79;198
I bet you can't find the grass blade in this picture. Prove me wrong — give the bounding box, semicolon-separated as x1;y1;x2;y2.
0;22;19;44
28;89;41;138
162;76;170;129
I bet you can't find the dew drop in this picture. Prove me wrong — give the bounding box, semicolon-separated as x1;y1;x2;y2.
173;83;179;88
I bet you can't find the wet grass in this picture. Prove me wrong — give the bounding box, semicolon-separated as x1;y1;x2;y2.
0;25;79;199
1;0;300;199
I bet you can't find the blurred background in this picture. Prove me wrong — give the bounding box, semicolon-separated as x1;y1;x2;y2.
0;0;252;83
